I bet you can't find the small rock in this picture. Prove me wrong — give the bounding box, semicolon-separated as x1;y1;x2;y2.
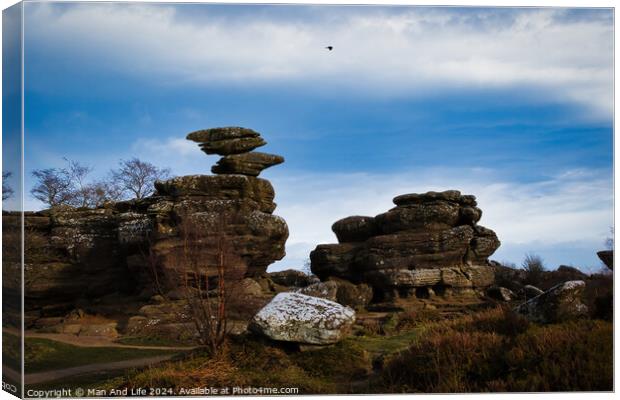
61;324;83;335
521;284;544;298
486;286;515;302
78;323;119;338
150;294;166;304
296;281;339;302
328;278;373;309
64;309;85;321
268;269;314;287
239;278;264;297
250;292;356;345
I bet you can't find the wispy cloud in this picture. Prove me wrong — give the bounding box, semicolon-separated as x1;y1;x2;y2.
25;4;613;119
268;167;613;271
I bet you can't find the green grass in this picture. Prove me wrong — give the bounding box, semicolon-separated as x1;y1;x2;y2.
354;329;421;355
114;336;190;347
24;337;178;373
3;333;22;371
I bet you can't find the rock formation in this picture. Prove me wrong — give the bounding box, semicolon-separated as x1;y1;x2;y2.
20;127;289;321
186;127;284;177
597;250;613;270
310;190;500;301
516;280;588;323
250;292;356;345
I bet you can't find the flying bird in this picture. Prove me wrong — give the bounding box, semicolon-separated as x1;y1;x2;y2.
325;46;333;51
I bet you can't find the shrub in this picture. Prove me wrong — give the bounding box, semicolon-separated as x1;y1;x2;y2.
378;308;612;392
522;253;545;286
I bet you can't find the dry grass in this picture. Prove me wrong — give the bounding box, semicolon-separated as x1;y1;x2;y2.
119;334;370;394
377;307;613;393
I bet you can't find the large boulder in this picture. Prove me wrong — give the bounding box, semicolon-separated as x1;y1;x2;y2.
332;216;378;243
516;280;588;323
249;292;356;345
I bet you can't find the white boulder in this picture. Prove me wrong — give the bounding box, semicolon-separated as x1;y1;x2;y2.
250;292;356;345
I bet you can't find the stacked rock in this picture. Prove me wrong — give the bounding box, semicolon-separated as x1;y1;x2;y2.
187;127;284;177
310;190;500;301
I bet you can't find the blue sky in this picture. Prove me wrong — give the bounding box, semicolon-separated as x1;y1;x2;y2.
11;2;614;272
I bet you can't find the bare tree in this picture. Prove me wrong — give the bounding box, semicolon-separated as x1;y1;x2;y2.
64;158;94;208
110;158;170;200
169;214;246;355
31;167;73;207
2;171;14;200
31;158;126;209
85;179;125;208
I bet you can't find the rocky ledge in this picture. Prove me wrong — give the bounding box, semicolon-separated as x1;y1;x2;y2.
310;190;500;301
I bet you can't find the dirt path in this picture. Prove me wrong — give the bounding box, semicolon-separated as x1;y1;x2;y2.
23;354;175;385
3;328;195;385
3;328;196;351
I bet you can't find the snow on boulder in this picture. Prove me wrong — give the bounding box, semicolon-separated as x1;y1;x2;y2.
249;292;356;345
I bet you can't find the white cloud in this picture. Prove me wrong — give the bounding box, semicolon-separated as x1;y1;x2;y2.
25;4;613;119
268;167;613;271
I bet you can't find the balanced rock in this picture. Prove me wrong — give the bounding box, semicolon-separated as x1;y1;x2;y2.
250;292;356;345
310;190;500;301
187;127;266;155
212;152;284;176
516;280;588;323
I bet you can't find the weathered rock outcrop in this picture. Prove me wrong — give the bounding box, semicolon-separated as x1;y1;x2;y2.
516;280;588;323
310;190;500;301
21;127;288;317
249;292;356;345
19;208;134;314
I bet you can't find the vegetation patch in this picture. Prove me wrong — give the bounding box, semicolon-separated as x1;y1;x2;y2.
120;334;373;394
376;307;613;392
